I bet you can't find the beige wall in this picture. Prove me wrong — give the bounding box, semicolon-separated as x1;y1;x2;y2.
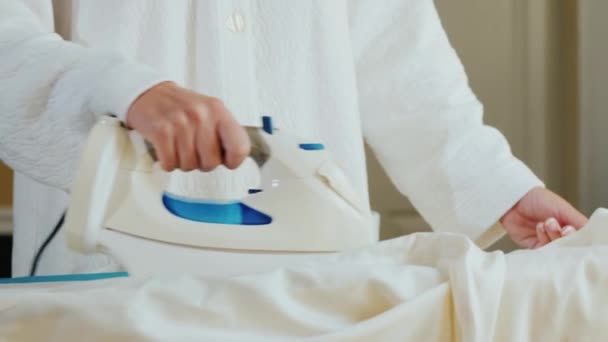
544;0;580;206
579;0;608;215
0;163;12;207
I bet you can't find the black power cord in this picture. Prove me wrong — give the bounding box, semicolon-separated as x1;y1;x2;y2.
29;210;66;276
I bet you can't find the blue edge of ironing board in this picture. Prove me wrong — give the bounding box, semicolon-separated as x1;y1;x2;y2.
0;272;129;284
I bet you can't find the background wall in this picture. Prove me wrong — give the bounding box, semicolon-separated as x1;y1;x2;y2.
579;0;608;215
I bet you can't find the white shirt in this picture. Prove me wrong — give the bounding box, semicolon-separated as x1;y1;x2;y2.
0;0;542;276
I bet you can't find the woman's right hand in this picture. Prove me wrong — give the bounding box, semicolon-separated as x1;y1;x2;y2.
126;82;251;172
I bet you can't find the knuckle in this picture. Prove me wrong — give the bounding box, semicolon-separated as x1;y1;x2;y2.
155;124;173;140
171;111;189;129
226;143;250;169
180;163;197;172
201;156;221;172
200;164;217;172
225;160;239;170
161;157;177;171
177;143;198;171
182;101;210;124
205;97;225;113
235;140;251;158
183;154;199;171
184;100;207;115
186;109;203;125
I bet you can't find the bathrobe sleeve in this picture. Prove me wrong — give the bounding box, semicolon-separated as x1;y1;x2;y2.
348;0;544;247
0;0;167;190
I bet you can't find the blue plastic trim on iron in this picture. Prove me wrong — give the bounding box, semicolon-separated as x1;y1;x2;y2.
299;143;325;150
0;272;129;284
162;192;272;225
262;116;273;134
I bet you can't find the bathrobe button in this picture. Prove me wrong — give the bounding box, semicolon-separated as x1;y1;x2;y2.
226;10;246;32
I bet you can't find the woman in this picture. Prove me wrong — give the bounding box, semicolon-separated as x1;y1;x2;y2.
0;0;586;276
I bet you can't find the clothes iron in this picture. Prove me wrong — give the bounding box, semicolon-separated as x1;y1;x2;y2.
64;116;378;277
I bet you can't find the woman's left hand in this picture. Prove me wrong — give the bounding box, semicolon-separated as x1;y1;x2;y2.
500;187;588;249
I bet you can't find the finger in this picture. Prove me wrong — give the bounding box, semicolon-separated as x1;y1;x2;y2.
150;124;177;171
561;225;576;237
173;113;199;171
536;222;550;247
195;120;222;172
557;205;588;230
218;117;251;169
545;218;562;241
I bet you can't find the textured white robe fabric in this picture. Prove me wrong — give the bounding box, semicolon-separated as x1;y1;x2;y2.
1;209;607;342
1;0;542;276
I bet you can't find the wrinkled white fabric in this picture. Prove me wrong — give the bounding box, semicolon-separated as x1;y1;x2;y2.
1;209;607;342
1;0;543;276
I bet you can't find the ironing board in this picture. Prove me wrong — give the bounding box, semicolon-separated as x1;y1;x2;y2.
1;209;608;341
0;272;128;284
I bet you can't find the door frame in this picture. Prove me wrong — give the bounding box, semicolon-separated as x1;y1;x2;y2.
579;0;608;214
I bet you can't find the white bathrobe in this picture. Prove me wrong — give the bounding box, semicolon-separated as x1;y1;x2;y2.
0;0;542;276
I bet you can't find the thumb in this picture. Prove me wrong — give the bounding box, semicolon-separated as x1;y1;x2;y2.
557;202;588;229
